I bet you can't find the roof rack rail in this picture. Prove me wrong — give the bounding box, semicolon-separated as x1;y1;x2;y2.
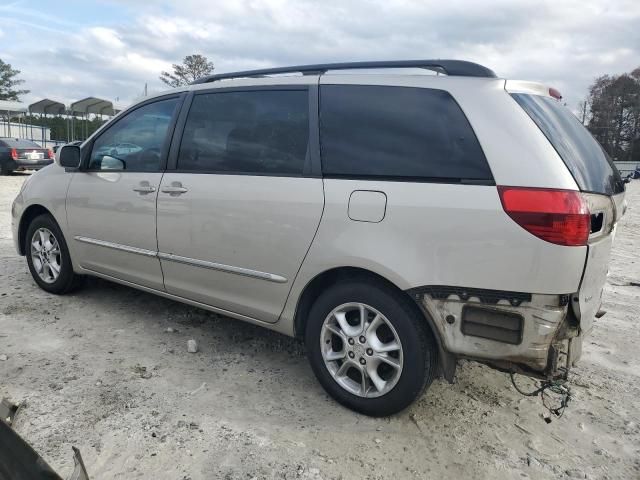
192;59;497;84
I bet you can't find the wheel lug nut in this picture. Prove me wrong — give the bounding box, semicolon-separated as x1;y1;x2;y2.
359;336;366;343
366;348;373;356
348;338;355;345
359;358;366;365
348;352;355;358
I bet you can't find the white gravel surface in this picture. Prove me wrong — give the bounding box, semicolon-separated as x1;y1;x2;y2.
1;173;639;479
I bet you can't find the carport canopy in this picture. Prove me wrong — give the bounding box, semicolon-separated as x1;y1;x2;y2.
28;99;66;115
70;97;115;116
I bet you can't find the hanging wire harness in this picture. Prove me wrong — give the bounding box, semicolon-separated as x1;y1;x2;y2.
510;372;572;421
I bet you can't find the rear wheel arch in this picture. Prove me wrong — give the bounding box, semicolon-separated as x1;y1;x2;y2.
18;205;55;255
293;267;441;348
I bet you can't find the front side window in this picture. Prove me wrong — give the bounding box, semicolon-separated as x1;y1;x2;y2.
319;85;492;181
88;98;178;171
178;90;309;175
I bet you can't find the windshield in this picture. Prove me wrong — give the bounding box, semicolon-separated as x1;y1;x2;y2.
511;93;624;196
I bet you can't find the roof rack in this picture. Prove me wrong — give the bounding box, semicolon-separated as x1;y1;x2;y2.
192;59;497;84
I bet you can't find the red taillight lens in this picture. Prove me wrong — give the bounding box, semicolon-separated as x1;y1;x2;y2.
10;148;18;160
497;186;590;246
47;149;54;159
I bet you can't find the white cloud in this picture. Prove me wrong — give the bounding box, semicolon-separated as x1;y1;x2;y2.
89;27;126;50
4;0;640;109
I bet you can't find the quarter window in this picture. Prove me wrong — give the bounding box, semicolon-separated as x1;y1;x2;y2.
88;98;178;171
178;90;309;175
319;85;492;181
511;93;624;195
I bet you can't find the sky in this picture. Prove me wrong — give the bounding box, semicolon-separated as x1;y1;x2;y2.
1;0;639;111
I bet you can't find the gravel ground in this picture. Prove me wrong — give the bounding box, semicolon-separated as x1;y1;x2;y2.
1;173;639;480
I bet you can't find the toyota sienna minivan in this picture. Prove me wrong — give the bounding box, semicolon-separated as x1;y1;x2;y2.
12;60;626;416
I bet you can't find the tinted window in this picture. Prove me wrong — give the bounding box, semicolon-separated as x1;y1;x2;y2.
178;90;309;175
512;93;624;195
0;138;42;148
88;98;178;171
319;85;492;181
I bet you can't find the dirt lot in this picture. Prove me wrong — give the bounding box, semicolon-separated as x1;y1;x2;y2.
1;173;639;480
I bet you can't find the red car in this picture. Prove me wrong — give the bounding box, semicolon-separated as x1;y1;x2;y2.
0;138;54;175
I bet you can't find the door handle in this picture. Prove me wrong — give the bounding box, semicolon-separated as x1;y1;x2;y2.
161;184;188;195
132;184;156;194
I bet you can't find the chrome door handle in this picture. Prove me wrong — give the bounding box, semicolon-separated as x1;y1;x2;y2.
132;185;156;193
161;186;188;194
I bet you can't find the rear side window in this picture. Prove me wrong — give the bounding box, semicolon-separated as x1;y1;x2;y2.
178;90;309;175
511;94;624;195
0;138;42;148
319;85;492;182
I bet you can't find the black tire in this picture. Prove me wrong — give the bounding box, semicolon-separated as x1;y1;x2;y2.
0;161;13;175
25;214;85;294
305;278;437;416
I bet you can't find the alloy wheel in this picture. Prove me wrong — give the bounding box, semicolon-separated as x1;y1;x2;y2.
30;227;62;284
320;302;403;398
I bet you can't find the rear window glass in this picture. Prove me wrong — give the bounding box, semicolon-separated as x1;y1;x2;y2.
0;138;42;148
319;85;492;182
511;94;624;195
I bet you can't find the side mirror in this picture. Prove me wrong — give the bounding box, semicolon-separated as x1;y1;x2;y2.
58;145;81;169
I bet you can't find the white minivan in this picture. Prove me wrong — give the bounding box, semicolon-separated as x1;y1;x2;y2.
12;60;626;416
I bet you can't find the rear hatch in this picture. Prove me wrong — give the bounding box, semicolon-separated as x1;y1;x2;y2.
507;85;626;333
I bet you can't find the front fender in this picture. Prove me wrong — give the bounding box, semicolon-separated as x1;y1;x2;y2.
14;165;75;257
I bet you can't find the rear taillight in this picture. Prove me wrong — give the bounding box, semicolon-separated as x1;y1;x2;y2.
498;186;590;246
10;148;18;160
48;149;54;159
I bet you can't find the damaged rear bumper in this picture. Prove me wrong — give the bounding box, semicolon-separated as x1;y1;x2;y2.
409;286;585;380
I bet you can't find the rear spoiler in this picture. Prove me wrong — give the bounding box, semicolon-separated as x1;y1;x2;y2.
505;80;562;100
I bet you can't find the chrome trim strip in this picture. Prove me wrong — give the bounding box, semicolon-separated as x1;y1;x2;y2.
74;236;288;283
157;252;288;284
74;236;158;257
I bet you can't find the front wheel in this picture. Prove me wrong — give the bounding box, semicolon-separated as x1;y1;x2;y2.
305;279;437;416
25;214;84;294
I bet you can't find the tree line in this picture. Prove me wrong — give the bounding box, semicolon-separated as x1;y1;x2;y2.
580;67;640;163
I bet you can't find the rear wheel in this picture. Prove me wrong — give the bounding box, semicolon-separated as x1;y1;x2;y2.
25;214;84;294
305;279;437;416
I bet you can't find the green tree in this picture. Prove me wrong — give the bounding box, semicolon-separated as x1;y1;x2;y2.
0;59;29;101
584;67;640;162
159;54;214;87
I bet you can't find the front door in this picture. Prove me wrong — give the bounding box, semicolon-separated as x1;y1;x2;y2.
156;88;324;322
66;96;181;290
